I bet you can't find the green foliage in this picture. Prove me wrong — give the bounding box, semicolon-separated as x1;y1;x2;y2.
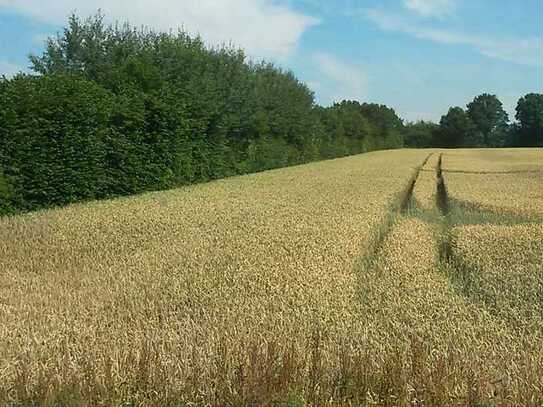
437;107;474;148
0;74;113;211
8;13;542;215
0;12;404;215
515;93;543;146
316;100;404;158
359;102;403;133
411;93;543;149
0;167;15;214
466;93;509;147
403;121;440;148
434;95;509;149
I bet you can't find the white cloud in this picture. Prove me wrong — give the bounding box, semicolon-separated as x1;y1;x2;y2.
0;0;319;60
0;60;24;77
403;0;456;18
310;52;368;105
478;38;543;67
364;8;543;67
364;9;466;43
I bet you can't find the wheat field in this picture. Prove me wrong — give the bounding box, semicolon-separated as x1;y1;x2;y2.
1;148;543;406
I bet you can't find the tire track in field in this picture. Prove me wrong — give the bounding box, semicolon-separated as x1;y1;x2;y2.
435;153;454;263
400;153;434;213
359;153;434;271
436;154;449;216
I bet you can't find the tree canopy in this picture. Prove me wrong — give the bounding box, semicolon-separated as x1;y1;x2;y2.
2;12;541;216
466;93;509;147
515;93;543;147
403;121;440;148
416;93;543;149
0;13;404;215
437;107;474;148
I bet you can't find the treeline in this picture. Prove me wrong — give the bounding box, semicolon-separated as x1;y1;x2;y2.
404;93;543;148
0;13;404;215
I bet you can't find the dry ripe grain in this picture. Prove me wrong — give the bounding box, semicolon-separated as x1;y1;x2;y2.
356;217;535;404
442;149;543;219
411;152;441;214
442;148;543;173
360;218;507;355
422;151;441;171
0;149;429;401
452;224;543;339
445;171;543;219
360;217;543;405
412;170;438;214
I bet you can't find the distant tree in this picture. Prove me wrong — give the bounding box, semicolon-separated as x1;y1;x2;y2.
333;101;372;152
437;107;473;148
504;122;521;147
515;93;543;146
358;103;404;149
359;103;403;132
403;121;440;148
466;93;509;147
315;101;370;157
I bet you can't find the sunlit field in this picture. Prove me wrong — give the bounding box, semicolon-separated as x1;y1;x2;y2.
1;148;542;406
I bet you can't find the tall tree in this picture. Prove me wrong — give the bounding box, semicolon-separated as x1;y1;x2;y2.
359;103;403;132
466;93;509;147
403;121;440;148
515;93;543;147
438;107;473;148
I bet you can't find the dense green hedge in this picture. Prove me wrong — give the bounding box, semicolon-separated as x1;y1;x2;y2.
0;14;404;215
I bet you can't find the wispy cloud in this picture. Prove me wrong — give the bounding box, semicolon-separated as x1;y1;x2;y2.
363;8;543;67
403;0;457;18
309;52;368;105
0;0;319;60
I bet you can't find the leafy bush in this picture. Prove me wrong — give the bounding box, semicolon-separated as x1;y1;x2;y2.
0;13;404;215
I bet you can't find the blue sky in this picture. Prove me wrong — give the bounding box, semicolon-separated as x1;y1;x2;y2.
1;0;542;122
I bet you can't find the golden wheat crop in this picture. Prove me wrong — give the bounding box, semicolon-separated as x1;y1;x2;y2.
413;174;437;215
452;224;543;337
410;152;440;214
445;171;543;218
2;148;543;406
422;151;441;171
442;148;543;173
360;219;518;399
353;216;541;405
0;150;428;404
442;148;543;219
